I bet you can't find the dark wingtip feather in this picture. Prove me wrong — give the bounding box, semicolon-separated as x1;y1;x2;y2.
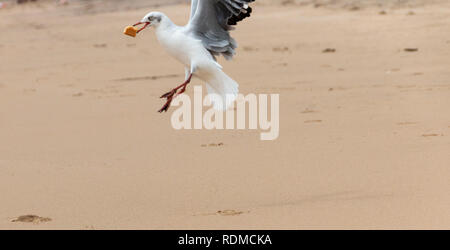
227;6;253;26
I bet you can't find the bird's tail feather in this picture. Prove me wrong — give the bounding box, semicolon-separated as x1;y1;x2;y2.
205;71;239;111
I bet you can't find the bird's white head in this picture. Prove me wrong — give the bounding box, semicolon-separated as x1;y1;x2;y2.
133;12;166;33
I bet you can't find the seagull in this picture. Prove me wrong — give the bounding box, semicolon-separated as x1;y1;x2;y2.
132;0;256;112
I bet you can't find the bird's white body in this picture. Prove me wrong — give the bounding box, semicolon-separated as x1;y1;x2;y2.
154;23;198;67
152;15;239;110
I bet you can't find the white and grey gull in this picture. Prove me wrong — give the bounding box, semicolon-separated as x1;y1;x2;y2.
131;0;256;112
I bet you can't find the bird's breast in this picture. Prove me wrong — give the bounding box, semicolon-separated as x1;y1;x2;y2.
156;30;194;66
156;29;208;68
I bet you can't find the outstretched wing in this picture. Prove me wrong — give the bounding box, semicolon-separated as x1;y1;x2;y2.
188;0;255;60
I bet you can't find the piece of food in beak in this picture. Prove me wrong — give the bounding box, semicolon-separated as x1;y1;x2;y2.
123;26;138;37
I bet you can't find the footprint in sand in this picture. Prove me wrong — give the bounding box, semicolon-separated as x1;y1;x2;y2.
30;23;46;30
12;215;52;224
322;48;336;53
93;43;107;48
281;0;295;6
201;143;224;147
404;48;419;52
273;46;290;52
195;210;249;217
422;133;443;137
275;62;289;67
243;46;258;52
216;210;247;216
304;120;322;124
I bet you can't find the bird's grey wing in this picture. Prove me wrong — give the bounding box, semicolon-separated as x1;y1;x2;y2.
188;0;255;60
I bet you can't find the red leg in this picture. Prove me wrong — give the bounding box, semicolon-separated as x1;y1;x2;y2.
160;74;192;98
158;74;192;113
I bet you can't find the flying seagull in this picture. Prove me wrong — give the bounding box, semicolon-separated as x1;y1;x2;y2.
132;0;256;112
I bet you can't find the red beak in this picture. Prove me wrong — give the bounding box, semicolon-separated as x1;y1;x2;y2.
133;22;150;33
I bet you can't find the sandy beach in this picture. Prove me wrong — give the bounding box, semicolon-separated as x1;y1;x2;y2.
0;0;449;229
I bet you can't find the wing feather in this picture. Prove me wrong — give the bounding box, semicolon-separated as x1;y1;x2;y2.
188;0;255;60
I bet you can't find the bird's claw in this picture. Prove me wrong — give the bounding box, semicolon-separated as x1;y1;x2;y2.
158;100;171;113
158;89;176;112
158;95;174;113
158;82;189;113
